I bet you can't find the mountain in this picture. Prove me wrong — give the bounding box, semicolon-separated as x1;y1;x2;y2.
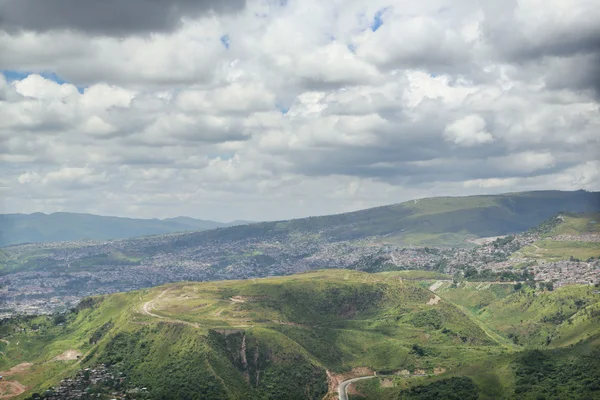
152;189;600;247
1;270;599;399
2;190;597;248
259;189;600;245
0;212;252;246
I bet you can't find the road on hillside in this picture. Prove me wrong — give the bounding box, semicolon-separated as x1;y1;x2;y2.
338;376;376;400
140;289;200;328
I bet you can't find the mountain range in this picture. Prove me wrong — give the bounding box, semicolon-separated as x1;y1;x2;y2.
1;190;598;248
0;212;252;246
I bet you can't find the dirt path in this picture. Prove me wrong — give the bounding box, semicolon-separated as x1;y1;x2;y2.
0;363;31;399
140;289;200;328
531;243;547;252
230;297;245;303
0;381;27;399
0;363;33;376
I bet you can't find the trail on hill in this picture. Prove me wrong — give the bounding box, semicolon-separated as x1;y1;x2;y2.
0;381;27;399
140;289;200;328
0;363;32;399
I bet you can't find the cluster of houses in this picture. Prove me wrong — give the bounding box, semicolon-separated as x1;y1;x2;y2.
1;216;598;315
31;364;147;400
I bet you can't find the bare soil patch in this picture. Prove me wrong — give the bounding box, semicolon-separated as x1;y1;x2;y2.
0;363;33;376
230;295;269;303
0;381;27;399
426;295;441;305
52;349;82;361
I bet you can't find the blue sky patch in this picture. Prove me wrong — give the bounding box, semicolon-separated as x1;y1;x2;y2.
1;69;86;93
276;102;290;115
2;69;67;84
371;7;390;31
2;70;30;82
220;34;231;49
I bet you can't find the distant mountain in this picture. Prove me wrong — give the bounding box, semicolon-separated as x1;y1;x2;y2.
0;212;251;246
175;189;600;246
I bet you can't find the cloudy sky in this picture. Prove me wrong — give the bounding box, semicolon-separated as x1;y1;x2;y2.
1;0;599;221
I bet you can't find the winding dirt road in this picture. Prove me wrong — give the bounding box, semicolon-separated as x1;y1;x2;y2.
140;289;200;328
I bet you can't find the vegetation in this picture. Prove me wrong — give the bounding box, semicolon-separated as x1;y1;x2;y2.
351;376;479;400
1;268;600;399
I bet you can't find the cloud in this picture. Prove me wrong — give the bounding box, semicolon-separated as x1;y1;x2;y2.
0;0;246;35
444;115;494;147
1;0;599;221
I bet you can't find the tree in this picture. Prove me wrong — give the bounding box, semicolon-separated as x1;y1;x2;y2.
514;282;523;291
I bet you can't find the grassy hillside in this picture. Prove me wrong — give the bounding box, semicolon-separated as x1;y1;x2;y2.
352;335;600;400
0;213;249;246
513;212;600;262
156;190;600;248
432;281;600;347
1;270;598;399
0;270;510;399
350;280;600;400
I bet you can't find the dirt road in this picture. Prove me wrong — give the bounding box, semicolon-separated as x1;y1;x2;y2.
140;289;200;328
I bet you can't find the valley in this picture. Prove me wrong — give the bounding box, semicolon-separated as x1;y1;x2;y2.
0;190;598;399
2;201;599;316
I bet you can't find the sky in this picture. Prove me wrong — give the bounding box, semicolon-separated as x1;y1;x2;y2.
0;0;599;222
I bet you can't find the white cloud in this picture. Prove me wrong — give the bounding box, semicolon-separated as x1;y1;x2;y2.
443;115;494;146
1;0;599;221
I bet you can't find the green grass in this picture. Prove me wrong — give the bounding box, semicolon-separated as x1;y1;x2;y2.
4;269;600;399
377;271;451;280
512;212;600;261
544;212;600;236
435;283;600;348
515;239;600;261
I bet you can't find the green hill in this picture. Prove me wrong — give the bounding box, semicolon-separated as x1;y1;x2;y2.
3;190;597;249
1;270;599;399
514;212;600;261
169;190;600;247
0;213;251;246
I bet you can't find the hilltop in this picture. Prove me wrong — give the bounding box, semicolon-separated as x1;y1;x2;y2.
0;212;252;246
163;189;600;246
0;270;599;399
